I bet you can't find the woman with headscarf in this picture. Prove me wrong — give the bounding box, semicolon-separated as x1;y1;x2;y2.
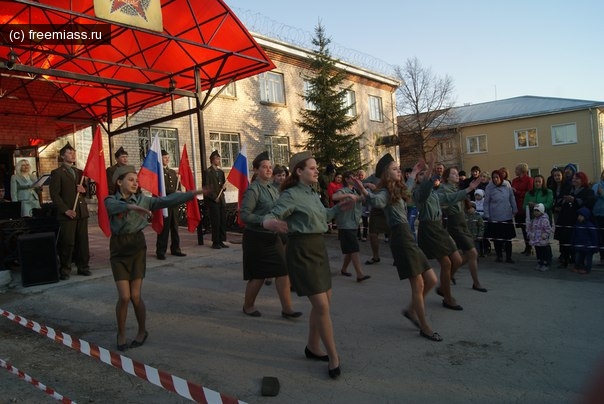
484;170;518;263
554;171;595;268
11;159;41;217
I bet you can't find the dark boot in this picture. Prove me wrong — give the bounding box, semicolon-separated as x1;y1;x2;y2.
522;243;532;256
505;241;514;263
494;241;503;262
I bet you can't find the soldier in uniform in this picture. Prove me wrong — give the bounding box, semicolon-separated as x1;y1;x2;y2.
203;150;228;249
49;142;91;280
155;150;186;260
106;146;129;195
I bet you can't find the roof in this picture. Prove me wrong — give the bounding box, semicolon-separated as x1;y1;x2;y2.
451;95;604;126
0;0;275;145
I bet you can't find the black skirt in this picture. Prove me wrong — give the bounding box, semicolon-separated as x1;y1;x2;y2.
338;228;359;254
485;219;516;241
286;233;331;296
417;220;458;259
242;228;288;280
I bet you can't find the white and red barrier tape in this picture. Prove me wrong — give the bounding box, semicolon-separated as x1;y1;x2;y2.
0;358;75;403
1;308;245;404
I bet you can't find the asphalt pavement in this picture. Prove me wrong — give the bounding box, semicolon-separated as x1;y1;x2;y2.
1;223;603;403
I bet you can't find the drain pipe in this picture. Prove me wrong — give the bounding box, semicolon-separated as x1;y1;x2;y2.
589;108;598;179
188;96;198;187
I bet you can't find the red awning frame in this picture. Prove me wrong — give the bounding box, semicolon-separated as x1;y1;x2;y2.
0;0;275;146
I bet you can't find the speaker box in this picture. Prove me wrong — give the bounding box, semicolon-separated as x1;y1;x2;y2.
18;232;59;287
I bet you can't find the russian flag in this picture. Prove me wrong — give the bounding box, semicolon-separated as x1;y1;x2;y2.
226;145;249;227
138;134;166;233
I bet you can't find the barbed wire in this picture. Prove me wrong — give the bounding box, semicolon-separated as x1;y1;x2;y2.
232;8;398;79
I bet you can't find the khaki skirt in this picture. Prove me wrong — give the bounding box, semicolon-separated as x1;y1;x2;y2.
418;220;458;259
390;224;431;280
242;228;288;280
286;233;331;296
338;228;359;254
110;232;146;281
446;212;475;251
368;208;388;234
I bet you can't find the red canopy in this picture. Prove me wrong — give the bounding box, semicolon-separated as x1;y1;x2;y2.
0;0;275;144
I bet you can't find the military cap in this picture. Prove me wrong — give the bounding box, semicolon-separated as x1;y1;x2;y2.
252;151;270;169
114;146;128;159
288;151;312;173
59;142;75;155
161;149;169;156
209;150;220;160
112;165;137;185
375;153;394;178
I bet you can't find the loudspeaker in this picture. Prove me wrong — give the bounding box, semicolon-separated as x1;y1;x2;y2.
18;232;59;287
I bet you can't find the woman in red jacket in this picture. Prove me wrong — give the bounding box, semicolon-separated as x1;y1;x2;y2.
511;163;534;255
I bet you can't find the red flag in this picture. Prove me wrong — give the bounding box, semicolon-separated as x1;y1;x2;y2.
178;145;201;232
226;145;249;227
83;126;110;237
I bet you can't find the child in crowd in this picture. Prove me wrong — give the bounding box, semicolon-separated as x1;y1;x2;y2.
465;201;485;257
570;207;599;274
473;188;490;255
527;203;553;272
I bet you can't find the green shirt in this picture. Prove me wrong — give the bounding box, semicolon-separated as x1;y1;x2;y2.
437;182;468;216
240;178;279;232
333;186;362;229
365;187;408;228
105;191;194;235
264;182;340;234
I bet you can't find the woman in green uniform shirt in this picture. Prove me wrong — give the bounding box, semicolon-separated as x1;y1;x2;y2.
353;154;442;342
262;152;356;379
240;151;301;318
105;165;205;351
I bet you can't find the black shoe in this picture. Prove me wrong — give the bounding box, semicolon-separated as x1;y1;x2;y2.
129;331;148;348
328;365;341;379
212;243;222;249
356;275;371;283
117;335;128;352
219;242;229;248
77;269;92;276
305;346;329;362
243;307;261;317
171;251;186;257
282;311;303;318
156;254;166;260
472;285;488;293
442;300;463;311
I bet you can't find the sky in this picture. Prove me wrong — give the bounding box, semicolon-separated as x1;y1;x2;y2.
224;0;604;107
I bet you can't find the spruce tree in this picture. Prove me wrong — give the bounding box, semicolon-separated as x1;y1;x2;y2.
297;23;361;171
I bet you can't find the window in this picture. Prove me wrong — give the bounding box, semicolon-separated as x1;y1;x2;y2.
264;135;290;166
209;132;240;167
514;128;538;149
439;139;454;157
343;89;356;117
138;127;179;166
218;82;236;98
529;168;540;178
303;80;316;111
368;95;383;122
259;72;285;104
552;123;577;145
466;135;487;154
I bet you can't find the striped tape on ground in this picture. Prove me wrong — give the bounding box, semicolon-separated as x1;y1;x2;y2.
0;358;75;403
0;308;245;404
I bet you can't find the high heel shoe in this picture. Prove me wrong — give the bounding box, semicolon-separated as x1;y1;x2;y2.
328;365;341;379
305;346;329;362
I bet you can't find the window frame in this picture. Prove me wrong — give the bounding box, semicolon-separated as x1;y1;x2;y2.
343;89;356;117
209;131;241;167
259;71;285;105
368;95;383;122
514;128;538;150
303;80;316;111
264;135;290;167
466;134;488;154
138;126;179;166
551;122;578;145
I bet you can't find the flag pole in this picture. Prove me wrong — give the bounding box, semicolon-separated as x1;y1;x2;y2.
72;175;84;212
215;184;226;203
